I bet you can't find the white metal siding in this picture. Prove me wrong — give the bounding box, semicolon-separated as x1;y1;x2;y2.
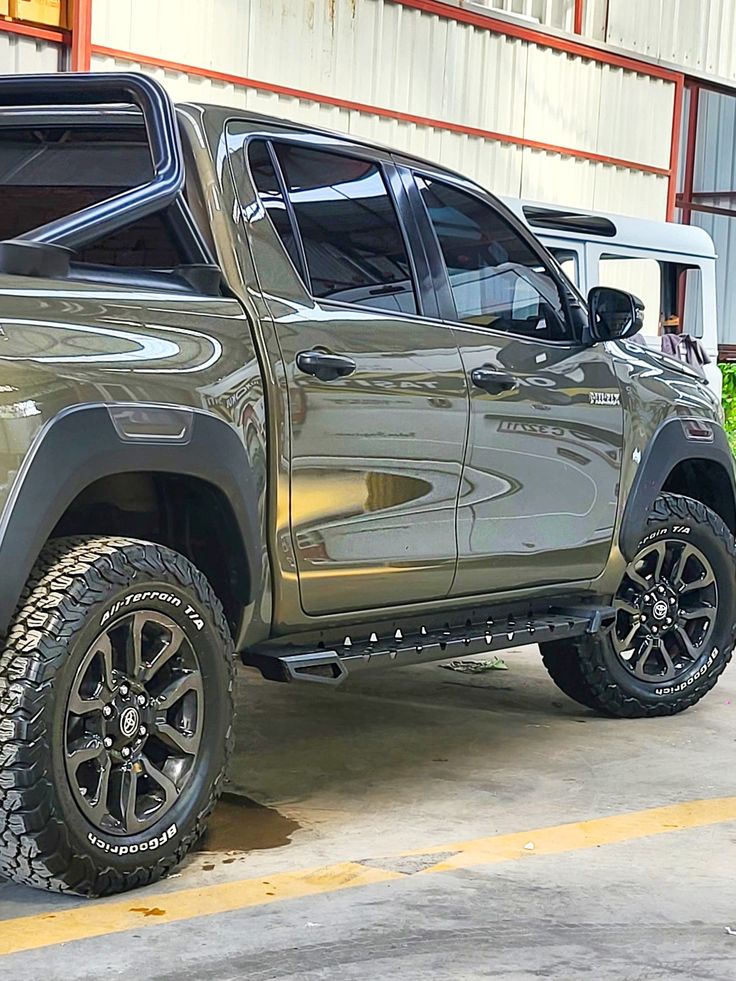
91;0;675;219
92;49;669;220
0;31;61;73
607;0;736;85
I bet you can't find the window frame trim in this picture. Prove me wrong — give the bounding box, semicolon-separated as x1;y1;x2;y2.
405;163;584;347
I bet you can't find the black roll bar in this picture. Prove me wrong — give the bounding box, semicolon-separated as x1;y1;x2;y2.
0;72;212;264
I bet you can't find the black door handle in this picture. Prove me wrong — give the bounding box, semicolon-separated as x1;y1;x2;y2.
471;367;518;395
296;350;357;382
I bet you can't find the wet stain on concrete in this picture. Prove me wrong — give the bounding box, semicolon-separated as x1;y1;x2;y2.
197;792;300;854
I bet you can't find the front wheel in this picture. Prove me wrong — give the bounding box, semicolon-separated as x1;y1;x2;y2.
541;494;736;718
0;536;235;895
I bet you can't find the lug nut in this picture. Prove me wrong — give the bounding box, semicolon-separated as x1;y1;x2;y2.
137;694;147;706
139;725;147;736
121;746;131;759
641;615;647;622
652;626;658;633
658;586;665;594
102;705;113;718
119;684;129;697
103;736;113;749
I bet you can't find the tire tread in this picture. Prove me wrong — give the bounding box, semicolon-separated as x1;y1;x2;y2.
0;535;235;896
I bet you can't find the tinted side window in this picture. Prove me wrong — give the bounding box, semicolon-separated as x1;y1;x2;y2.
417;176;570;341
274;144;418;315
247;140;305;276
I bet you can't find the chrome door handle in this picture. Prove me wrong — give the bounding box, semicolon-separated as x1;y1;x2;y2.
470;367;518;395
296;350;357;382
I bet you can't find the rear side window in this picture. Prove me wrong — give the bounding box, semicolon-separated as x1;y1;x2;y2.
273;143;418;315
417;176;571;341
247;140;305;277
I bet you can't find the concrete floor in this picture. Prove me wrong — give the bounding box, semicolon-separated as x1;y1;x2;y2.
2;644;736;979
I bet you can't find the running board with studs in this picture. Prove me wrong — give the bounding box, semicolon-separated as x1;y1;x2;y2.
242;605;616;686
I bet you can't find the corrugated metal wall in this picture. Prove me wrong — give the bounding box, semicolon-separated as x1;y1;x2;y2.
607;0;736;85
0;30;62;74
90;0;674;218
688;88;736;344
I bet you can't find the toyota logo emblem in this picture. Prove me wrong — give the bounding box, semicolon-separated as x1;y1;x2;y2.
652;600;669;621
119;706;140;739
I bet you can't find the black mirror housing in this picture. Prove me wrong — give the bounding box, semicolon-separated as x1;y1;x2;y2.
588;286;644;342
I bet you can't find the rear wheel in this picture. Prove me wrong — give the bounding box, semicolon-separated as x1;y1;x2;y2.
0;536;235;895
541;494;736;718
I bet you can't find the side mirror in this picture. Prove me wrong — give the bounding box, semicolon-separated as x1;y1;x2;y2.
588;286;645;342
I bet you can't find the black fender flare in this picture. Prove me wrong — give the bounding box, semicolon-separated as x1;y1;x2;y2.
619;416;736;561
0;403;262;636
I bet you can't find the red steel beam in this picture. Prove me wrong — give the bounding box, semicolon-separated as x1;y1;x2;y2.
90;44;672;179
674;197;736;219
70;0;93;71
0;16;67;44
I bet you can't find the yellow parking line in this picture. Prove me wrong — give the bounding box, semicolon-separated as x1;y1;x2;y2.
1;796;736;957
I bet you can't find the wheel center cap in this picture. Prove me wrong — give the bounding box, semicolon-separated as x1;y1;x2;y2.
119;706;140;739
652;600;669;621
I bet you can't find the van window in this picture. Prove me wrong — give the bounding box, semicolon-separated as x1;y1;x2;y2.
598;255;703;339
548;248;579;287
273;144;418;315
417;176;571;341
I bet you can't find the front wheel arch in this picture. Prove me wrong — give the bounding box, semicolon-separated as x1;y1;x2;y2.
619;417;736;561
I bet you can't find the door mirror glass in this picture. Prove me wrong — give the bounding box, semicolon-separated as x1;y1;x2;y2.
588;286;644;341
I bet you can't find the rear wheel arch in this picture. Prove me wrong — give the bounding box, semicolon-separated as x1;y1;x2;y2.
0;403;265;643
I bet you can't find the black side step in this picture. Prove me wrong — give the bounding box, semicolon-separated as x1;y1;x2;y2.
243;604;616;686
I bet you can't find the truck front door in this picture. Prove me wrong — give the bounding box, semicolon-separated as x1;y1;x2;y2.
408;169;625;596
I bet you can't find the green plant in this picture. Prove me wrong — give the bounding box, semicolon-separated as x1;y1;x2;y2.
721;363;736;455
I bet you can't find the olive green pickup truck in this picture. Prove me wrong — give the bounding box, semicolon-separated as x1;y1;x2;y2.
0;73;733;896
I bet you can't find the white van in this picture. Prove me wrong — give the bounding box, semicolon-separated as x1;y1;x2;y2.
503;199;721;396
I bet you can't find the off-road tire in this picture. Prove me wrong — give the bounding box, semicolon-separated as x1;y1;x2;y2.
0;536;235;896
540;494;736;718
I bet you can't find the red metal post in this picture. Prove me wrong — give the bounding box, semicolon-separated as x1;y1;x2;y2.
667;75;685;221
679;83;700;224
70;0;93;72
574;0;584;35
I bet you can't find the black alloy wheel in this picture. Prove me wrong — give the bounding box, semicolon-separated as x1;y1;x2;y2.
613;539;717;684
64;610;204;836
540;494;736;717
